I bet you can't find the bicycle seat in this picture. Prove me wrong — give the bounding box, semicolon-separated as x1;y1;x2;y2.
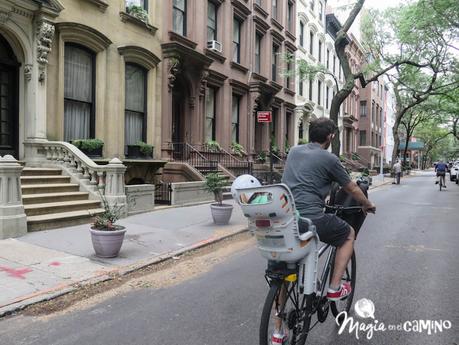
235;183;317;263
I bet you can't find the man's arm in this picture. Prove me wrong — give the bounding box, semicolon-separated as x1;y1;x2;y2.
342;181;376;214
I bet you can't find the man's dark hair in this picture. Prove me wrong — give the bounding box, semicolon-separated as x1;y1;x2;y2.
309;118;337;143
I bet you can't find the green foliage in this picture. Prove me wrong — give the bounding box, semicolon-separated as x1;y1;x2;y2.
351;152;361;161
126;4;149;23
72;139;104;152
284;138;291;153
257;151;267;163
92;193;123;231
230;142;246;157
298;139;308;145
136;141;154;156
205;140;221;152
204;173;227;205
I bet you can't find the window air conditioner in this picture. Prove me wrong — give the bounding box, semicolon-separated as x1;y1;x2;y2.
207;40;222;53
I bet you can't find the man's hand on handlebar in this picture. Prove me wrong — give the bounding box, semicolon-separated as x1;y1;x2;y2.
363;202;376;215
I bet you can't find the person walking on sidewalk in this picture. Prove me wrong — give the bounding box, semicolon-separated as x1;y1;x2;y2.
393;160;402;185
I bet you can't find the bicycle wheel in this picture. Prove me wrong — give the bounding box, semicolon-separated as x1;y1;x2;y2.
260;279;314;345
330;251;356;322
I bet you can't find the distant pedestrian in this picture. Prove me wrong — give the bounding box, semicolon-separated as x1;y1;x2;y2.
393;160;402;185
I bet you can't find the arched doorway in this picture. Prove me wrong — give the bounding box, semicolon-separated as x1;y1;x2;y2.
0;34;19;158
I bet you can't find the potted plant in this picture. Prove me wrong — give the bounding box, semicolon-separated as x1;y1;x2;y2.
126;4;149;23
257;151;267;164
205;172;233;225
72;139;104;158
89;194;125;258
230;142;246;157
127;141;154;159
270;144;280;163
205;140;221;152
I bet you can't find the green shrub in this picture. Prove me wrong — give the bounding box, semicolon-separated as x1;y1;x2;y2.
72;139;104;152
92;193;123;231
126;4;149;22
205;140;221;152
230;142;246;157
298;139;308;145
204;172;227;205
136;141;154;156
257;151;267;163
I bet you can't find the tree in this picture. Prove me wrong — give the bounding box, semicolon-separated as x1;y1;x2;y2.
414;117;451;169
296;0;458;159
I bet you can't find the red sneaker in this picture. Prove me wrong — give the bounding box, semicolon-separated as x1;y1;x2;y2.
271;332;288;344
327;282;352;301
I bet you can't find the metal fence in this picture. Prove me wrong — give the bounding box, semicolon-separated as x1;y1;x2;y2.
154;183;172;205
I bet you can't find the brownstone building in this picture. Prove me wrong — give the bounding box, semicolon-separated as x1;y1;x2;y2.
358;76;386;168
342;34;365;156
160;0;297;159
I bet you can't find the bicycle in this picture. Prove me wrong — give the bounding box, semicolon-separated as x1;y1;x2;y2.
235;183;368;345
437;172;446;191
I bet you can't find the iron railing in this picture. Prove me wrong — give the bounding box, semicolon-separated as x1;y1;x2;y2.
155;183;172;205
194;144;253;176
167;142;218;175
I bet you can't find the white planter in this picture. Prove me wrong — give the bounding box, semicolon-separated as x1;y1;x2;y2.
90;226;126;258
210;203;233;225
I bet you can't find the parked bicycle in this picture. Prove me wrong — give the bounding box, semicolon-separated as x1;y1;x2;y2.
234;180;369;345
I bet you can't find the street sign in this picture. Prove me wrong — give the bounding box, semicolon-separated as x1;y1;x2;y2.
257;111;272;123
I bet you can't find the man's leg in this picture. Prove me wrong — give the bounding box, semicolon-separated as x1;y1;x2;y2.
330;227;355;289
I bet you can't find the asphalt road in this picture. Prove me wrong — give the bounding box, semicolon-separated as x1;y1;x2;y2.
1;172;458;345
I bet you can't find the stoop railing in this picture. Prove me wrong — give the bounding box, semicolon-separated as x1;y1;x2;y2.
24;140;128;215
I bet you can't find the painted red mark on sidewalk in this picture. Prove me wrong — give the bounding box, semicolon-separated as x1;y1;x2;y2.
49;261;61;266
0;266;33;279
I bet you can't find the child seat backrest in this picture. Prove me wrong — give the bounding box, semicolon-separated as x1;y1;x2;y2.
235;183;313;263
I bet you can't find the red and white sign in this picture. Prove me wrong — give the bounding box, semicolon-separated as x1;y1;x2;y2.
257;111;272;123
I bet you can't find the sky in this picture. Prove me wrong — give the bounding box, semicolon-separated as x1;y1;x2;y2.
328;0;407;10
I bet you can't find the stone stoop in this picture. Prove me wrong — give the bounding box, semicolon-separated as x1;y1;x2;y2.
21;167;104;232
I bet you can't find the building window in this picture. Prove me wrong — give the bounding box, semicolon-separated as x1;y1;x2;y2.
310;0;314;12
288;2;293;32
286;111;292;148
64;44;95;142
372;101;375;123
272;0;278;20
318;41;322;62
286;54;292;89
339;64;342;79
326;85;329;109
173;0;187;36
360;131;366;146
360;101;367;117
232;95;240;143
272;43;279;81
317;80;322;105
319;2;323;21
233;18;242;63
255;33;262;73
299;77;304;96
255;0;261;5
326;49;330;69
207;1;217;41
126;0;147;10
300;22;304;47
309;31;314;55
333;55;336;74
205;87;216;141
309;79;313;101
125;63;147;148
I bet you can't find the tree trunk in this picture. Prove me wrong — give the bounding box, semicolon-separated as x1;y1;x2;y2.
391;120;400;166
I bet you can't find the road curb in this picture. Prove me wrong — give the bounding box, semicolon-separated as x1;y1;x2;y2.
0;226;249;318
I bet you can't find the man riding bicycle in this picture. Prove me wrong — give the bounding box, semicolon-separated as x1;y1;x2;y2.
283;119;375;297
435;159;448;188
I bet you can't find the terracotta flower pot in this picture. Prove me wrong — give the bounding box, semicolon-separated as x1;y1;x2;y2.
90;226;126;258
210;203;233;225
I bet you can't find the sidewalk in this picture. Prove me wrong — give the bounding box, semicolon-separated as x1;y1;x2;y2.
0;200;248;317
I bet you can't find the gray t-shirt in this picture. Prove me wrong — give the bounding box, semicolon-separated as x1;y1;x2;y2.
281;143;351;219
